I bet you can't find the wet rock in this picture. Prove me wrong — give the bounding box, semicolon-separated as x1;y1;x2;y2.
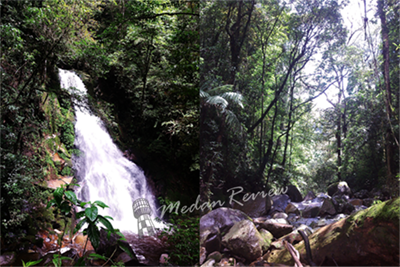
353;189;371;199
314;193;330;202
290;217;319;229
0;252;16;266
328;181;352;197
200;208;250;241
199;247;206;265
310;218;331;228
349;198;363;206
270;194;290;213
221;220;265;262
299;202;322;218
301;205;321;218
285;203;299;215
343;202;355;214
272;212;288;219
303;191;316;202
271;224;313;249
286;185;303;202
231;193;272;218
258;221;293;238
266;198;400;266
332;195;354;214
203;232;221;255
253;217;268;224
207;251;222;262
201;258;215;267
258;228;273;252
319;198;336;216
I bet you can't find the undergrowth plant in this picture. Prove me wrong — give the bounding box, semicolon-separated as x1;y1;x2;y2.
157;197;199;266
46;184;133;266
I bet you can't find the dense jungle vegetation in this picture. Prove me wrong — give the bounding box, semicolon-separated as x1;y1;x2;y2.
200;0;399;204
1;0;199;251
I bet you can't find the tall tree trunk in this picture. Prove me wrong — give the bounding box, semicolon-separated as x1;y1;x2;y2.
378;0;396;184
225;0;255;85
282;83;294;168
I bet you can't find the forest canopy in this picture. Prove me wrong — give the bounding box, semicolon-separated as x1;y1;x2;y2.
200;0;399;204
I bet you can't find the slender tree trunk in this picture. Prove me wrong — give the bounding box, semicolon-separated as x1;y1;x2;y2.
378;0;396;184
282;83;294;168
260;102;278;182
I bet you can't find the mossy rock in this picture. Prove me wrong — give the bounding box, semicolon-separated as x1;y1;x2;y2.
267;197;400;266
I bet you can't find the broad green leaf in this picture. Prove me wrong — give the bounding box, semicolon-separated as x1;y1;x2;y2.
46;199;56;209
64;191;78;205
118;240;134;258
98;215;114;231
93;200;109;209
88;253;107;261
54;187;64;206
103;215;114;220
85;205;98;222
22;259;43;267
87;223;100;250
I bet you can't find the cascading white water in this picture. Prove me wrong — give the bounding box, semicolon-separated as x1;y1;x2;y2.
59;69;163;233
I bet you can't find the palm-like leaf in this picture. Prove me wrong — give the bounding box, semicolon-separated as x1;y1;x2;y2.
201;85;244;132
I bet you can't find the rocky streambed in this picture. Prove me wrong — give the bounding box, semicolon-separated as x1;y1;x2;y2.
200;183;399;266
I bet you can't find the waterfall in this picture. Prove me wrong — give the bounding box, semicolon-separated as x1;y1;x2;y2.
58;69;162;233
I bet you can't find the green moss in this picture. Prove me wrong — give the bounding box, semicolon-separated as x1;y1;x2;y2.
60;120;75;150
348;197;400;229
60;166;72;176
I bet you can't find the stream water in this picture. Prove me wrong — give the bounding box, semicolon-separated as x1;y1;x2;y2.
58;69;163;233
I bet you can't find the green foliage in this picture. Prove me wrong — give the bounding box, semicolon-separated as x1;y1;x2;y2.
60;120;75;150
47;185;133;265
158;207;199;266
21;259;43;267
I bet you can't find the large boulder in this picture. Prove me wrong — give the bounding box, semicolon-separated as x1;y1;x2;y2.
266;198;400;266
200;208;250;235
258;220;293;238
200;208;250;251
319;198;336;216
221;220;266;262
231;193;272;218
303;190;316;202
270;194;290;213
258;228;274;252
284;201;322;218
327;181;352;197
332;195;355;214
286;185;303;202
